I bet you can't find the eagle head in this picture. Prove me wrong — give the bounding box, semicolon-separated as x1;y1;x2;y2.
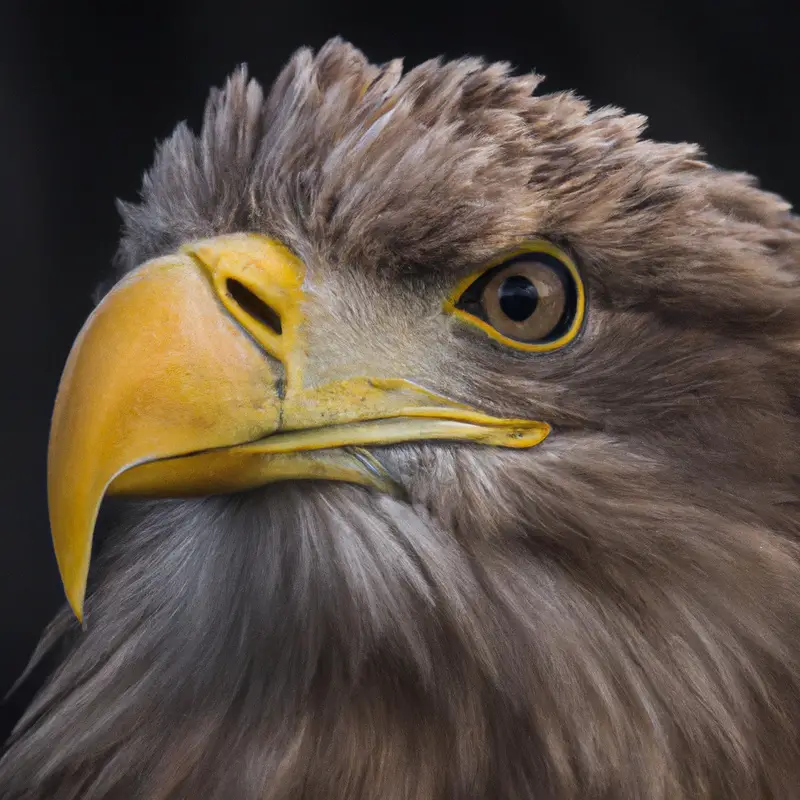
2;38;800;799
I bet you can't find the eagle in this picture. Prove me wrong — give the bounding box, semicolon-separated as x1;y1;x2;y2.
2;38;800;799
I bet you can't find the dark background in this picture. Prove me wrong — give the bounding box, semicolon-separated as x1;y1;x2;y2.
0;0;797;742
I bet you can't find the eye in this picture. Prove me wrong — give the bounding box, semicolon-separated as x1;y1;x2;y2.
445;241;585;352
483;261;569;341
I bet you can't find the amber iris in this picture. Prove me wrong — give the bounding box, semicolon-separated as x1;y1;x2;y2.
480;258;571;342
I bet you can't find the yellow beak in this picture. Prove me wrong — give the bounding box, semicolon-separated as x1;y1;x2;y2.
48;234;550;621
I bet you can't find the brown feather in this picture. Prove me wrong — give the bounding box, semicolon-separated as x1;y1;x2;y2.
2;38;800;799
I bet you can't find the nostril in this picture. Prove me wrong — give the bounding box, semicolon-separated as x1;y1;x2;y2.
225;279;282;335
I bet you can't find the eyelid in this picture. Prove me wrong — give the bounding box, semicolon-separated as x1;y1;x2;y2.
442;239;586;353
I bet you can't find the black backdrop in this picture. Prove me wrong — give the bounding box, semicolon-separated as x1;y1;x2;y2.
1;0;797;742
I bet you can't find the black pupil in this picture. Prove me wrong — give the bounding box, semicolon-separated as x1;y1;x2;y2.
498;275;538;321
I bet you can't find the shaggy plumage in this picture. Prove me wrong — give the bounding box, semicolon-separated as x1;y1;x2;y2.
2;38;800;798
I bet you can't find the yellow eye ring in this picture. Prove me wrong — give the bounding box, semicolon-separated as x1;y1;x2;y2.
443;240;586;352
